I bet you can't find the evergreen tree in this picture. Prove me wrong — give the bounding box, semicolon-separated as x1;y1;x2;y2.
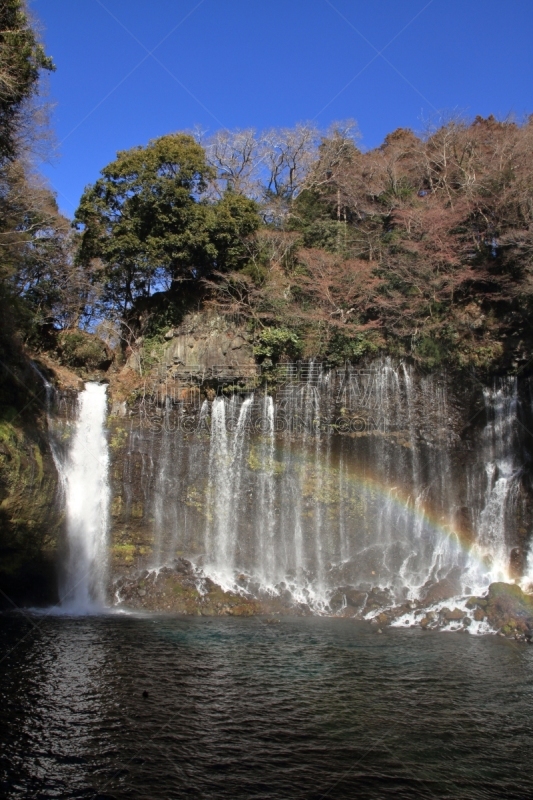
0;0;54;162
75;134;259;317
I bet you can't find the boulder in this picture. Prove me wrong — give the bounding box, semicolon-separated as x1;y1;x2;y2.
443;607;464;621
329;587;367;611
422;577;461;605
345;588;368;608
484;582;533;633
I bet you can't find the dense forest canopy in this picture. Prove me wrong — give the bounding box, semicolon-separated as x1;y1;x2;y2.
2;0;533;372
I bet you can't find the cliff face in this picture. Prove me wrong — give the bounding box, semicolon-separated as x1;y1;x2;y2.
0;363;62;606
162;312;256;375
106;345;533;604
3;309;533;614
0;333;99;607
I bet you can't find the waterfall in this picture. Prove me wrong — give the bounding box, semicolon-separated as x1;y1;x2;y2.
59;383;110;611
204;395;253;587
117;360;532;611
256;395;276;587
205;397;232;583
474;380;520;581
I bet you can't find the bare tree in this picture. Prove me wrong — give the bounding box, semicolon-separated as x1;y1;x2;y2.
198;123;324;224
200;127;261;199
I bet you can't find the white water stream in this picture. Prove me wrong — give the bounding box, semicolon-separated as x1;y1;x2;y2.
129;363;526;610
40;361;531;616
58;383;110;611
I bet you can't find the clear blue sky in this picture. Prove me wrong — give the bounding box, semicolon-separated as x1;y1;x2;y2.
32;0;533;218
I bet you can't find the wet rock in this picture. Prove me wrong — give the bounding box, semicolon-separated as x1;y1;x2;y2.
389;604;410;619
113;558;261;616
365;587;392;609
329;587;368;612
328;592;345;612
344;588;368;608
473;608;485;622
422;578;461;605
485;582;533;634
443;608;464;621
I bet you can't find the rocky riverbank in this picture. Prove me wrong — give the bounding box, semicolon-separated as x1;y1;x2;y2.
110;559;533;640
371;581;533;640
113;559;261;617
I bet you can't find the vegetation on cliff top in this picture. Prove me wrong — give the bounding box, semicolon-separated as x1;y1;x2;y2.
2;1;533;376
72;116;533;372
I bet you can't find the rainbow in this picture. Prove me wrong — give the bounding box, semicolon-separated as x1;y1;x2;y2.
282;439;512;590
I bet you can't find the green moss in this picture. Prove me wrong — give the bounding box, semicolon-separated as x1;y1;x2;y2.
111;495;123;517
501;624;512;635
112;544;137;564
0;411;60;576
185;485;206;513
413;336;445;368
32;444;43;484
247;445;285;475
139;334;167;373
113;543;136;557
109;426;128;450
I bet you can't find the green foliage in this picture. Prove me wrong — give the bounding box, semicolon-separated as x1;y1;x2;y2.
74;135;260;319
376;177;415;206
412;336;445;368
4;168;74;336
0;0;55;162
253;327;303;362
207;191;260;271
288;189;340;251
135;288;195;339
58;331;110;370
0;3;67;348
324;331;381;365
242;259;269;285
138;333;167;373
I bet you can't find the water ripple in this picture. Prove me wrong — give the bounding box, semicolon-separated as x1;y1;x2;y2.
1;614;532;799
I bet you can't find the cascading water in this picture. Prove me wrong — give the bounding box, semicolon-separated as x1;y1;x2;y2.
204;396;253;587
57;383;110;611
116;360;531;613
468;379;520;582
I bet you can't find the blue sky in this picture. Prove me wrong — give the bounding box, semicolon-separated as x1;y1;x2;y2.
32;0;533;218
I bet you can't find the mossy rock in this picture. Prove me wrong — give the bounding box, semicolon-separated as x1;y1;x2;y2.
0;412;60;604
487;582;532;604
485;582;533;633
